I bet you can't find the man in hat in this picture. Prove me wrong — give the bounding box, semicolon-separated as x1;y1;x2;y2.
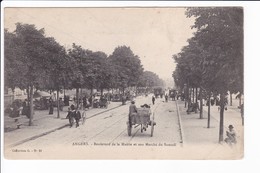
66;107;74;128
224;124;237;145
74;108;81;128
129;101;138;125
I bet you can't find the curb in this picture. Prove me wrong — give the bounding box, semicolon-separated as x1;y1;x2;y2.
7;103;127;148
175;100;184;147
8;124;69;148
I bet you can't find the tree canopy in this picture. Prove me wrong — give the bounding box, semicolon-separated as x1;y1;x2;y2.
5;23;165;123
108;46;144;91
172;7;243;142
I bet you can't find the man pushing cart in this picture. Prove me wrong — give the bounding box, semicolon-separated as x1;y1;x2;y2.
127;101;156;137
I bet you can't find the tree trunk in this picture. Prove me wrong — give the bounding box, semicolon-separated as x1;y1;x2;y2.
230;92;232;106
57;89;60;118
184;84;188;108
207;93;211;128
188;88;191;108
76;88;79;109
80;87;83;110
101;88;103;96
90;87;93;96
63;86;66;99
26;87;30;104
192;88;195;103
219;93;225;143
199;88;203;119
91;87;93;108
239;96;241;108
29;85;34;126
196;87;198;104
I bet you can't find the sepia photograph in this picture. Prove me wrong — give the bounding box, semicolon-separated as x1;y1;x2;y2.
2;5;244;161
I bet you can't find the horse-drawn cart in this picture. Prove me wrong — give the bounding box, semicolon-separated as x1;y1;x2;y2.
127;107;155;137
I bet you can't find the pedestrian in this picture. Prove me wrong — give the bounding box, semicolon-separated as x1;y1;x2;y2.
165;94;168;102
74;108;81;128
241;103;244;126
129;101;138;126
210;99;215;106
224;125;237;145
83;96;87;108
224;96;228;110
66;107;74;128
152;96;155;105
122;95;126;105
173;91;176;101
22;99;28;115
69;105;76;127
81;107;87;125
49;97;54;115
88;96;92;106
59;98;64;111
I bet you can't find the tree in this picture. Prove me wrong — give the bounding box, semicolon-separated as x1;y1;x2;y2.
108;46;144;93
172;37;203;116
185;7;243;142
5;23;56;125
68;43;92;108
138;71;164;89
36;37;69;118
93;52;114;94
4;29;26;91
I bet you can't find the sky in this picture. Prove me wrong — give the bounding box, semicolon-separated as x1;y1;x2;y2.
4;7;195;82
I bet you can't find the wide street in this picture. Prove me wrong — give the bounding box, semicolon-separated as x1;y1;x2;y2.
6;95;182;159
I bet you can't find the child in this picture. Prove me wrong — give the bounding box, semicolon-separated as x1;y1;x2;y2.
224;125;237;145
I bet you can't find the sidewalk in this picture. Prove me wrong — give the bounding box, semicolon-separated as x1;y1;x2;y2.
177;100;244;159
4;101;126;148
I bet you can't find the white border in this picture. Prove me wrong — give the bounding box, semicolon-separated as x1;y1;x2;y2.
2;1;260;173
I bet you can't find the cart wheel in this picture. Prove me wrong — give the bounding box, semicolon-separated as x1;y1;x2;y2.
127;121;132;136
151;121;154;137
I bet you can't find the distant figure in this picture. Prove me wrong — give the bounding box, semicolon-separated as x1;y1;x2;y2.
152;96;155;105
22;99;28;116
49;98;54;115
59;98;64;111
122;95;127;105
224;125;237;145
165;94;168;102
173;92;176;101
241;103;244;126
83;96;87;108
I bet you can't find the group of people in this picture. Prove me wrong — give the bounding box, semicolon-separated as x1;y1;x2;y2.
129;95;237;146
66;105;87;128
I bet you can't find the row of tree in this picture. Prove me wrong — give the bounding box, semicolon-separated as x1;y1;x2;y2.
172;7;243;142
4;23;164;125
